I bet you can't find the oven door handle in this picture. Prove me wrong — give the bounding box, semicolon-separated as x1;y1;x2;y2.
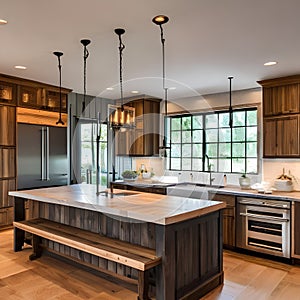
239;212;289;222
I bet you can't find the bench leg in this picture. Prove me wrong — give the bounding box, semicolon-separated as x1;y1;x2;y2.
29;234;43;261
137;270;151;300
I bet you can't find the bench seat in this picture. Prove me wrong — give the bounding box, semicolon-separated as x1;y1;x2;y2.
13;218;161;299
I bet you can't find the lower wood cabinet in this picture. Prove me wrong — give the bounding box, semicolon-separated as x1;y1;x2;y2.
0;207;13;229
111;182;167;195
209;192;236;249
293;202;300;258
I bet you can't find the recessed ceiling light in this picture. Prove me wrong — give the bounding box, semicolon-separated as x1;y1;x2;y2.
0;19;8;25
131;90;139;94
264;61;278;66
106;87;114;91
169;87;176;90
14;65;27;70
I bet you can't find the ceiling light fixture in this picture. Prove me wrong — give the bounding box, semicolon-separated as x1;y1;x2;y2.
106;87;114;91
53;51;64;125
264;61;277;66
152;14;170;155
14;65;27;70
0;19;7;25
80;39;91;113
109;28;135;130
131;90;139;94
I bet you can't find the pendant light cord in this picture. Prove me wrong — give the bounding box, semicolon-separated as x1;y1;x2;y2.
118;32;125;110
81;39;91;113
53;51;64;125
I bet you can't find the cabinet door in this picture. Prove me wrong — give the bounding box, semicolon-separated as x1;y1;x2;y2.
277;116;299;156
263;87;280;117
0;148;16;178
280;84;299;114
209;193;236;248
0;105;16;146
18;85;38;108
0;207;13;228
263;118;277;157
0;179;16;208
293;202;300;257
0;81;16;105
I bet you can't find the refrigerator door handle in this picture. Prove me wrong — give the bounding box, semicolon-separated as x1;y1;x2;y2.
41;127;46;181
46;126;50;180
41;127;50;181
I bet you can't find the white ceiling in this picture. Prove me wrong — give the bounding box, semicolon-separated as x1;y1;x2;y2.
2;0;300;101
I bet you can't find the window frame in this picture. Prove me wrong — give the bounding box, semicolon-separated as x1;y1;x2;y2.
166;107;258;174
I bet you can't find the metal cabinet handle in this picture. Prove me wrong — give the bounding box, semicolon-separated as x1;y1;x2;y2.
239;212;289;222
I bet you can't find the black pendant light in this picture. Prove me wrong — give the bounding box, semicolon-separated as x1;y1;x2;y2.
109;28;135;130
81;39;91;113
152;15;170;154
53;51;64;125
228;76;233;128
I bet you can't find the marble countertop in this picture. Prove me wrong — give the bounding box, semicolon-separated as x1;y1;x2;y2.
9;184;226;225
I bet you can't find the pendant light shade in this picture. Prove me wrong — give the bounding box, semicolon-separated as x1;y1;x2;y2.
109;28;135;130
152;14;170;154
81;39;91;113
53;51;64;125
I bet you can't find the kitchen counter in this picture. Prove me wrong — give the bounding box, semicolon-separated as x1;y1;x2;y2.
10;184;225;299
9;184;225;225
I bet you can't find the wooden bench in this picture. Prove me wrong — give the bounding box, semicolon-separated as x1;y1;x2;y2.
13;218;161;300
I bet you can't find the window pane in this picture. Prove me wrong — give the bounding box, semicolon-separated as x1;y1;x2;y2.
193;143;202;157
247;110;257;126
233;111;245;126
232;127;245;142
206;129;218;142
206;114;218;128
232;142;245;157
232;158;246;173
182;144;192;157
182;158;191;170
219;112;230;128
193;115;203;129
171;144;181;157
182;116;191;130
246;126;257;141
219;143;231;157
193;130;202;142
170;158;181;170
206;143;217;157
219;128;231;142
171;131;181;143
247;142;257;157
192;158;202;171
182;131;191;143
219;159;231;172
247;158;257;173
171;118;181;130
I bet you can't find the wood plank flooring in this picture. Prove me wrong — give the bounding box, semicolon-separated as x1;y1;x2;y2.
1;229;300;299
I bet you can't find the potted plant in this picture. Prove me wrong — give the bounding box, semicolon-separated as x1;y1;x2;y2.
121;170;139;181
239;173;251;189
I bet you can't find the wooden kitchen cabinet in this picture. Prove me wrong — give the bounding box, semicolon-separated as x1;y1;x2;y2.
209;192;236;249
115;97;161;156
263;84;299;117
0;105;16;146
293;202;300;258
263;115;299;157
0;81;17;105
258;75;300;158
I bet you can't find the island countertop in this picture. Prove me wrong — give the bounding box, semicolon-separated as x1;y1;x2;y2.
9;184;226;225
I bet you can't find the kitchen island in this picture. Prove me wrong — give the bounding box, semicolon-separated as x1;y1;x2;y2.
10;184;226;300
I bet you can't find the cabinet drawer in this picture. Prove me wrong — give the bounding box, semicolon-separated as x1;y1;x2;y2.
0;206;13;228
210;193;235;207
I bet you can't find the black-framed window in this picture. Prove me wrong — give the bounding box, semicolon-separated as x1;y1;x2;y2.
165;108;258;174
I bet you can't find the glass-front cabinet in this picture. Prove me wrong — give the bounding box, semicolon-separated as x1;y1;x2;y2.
0;81;16;105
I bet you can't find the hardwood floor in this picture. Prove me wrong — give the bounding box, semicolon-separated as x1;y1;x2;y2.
1;229;300;299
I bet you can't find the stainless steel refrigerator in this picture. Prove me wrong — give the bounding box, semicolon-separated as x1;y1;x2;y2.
17;123;68;190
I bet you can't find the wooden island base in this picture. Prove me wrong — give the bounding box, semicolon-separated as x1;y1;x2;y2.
11;185;225;300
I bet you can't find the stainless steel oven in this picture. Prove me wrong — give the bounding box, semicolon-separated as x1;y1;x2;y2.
236;197;290;258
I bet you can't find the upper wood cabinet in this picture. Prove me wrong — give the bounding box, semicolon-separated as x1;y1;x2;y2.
258;75;300;158
264;115;300;157
262;84;299;116
0;81;17;105
115;97;161;156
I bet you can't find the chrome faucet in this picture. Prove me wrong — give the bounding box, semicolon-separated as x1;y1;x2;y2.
205;154;215;186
